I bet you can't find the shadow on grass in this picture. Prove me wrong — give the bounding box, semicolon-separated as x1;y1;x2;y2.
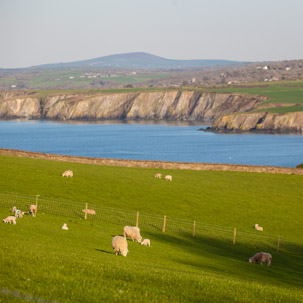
95;249;114;255
144;230;303;289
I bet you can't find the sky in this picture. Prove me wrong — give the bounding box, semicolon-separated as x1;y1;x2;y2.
0;0;303;68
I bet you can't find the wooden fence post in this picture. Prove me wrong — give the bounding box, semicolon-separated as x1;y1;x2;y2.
162;215;166;232
35;194;39;215
84;203;88;220
277;235;280;252
233;227;236;245
193;220;196;237
136;211;139;227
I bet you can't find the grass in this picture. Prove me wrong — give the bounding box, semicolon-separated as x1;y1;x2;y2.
0;70;172;89
210;82;303;105
0;155;303;302
256;105;303;114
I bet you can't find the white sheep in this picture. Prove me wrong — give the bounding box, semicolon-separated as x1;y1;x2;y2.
154;173;162;179
249;252;272;266
62;170;73;178
141;239;151;247
12;206;25;218
123;226;142;243
3;216;16;225
82;209;96;215
254;224;263;231
112;236;128;257
61;223;69;230
165;175;172;181
29;205;37;217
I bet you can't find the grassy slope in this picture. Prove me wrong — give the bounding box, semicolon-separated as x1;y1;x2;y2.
0;155;303;302
209;81;303;113
214;84;303;104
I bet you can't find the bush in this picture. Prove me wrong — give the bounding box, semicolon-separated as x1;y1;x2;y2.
296;163;303;168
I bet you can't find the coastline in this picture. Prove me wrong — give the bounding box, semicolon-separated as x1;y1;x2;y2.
0;148;302;175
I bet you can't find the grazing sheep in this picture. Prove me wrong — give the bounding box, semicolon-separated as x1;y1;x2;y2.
82;209;96;215
12;206;25;218
62;170;73;178
249;252;272;266
112;236;128;257
254;224;264;231
154;173;162;179
165;175;172;181
61;223;69;230
141;239;151;247
29;205;37;217
3;216;16;225
123;226;142;243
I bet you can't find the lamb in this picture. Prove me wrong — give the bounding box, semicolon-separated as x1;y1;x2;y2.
62;170;73;178
12;206;25;218
3;216;16;225
29;205;37;217
123;226;142;243
112;236;128;257
165;175;172;181
254;224;264;231
61;223;69;230
154;173;162;179
82;209;96;215
249;252;272;266
141;239;151;247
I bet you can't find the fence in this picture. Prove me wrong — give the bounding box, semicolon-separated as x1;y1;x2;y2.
0;191;301;254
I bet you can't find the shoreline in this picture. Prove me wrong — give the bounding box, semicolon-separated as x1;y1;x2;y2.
0;148;302;175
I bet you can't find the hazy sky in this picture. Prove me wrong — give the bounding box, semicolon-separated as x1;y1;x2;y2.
1;0;303;68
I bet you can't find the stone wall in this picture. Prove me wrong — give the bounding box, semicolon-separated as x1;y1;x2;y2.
0;148;302;175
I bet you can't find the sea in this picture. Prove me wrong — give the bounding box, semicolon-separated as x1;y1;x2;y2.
0;120;302;167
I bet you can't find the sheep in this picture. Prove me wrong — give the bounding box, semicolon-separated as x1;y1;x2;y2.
141;239;151;247
249;252;272;266
82;209;96;215
62;170;73;178
123;226;142;243
112;236;128;257
254;224;263;231
154;173;162;179
12;206;25;218
3;216;16;225
29;205;37;217
61;223;69;230
165;175;172;181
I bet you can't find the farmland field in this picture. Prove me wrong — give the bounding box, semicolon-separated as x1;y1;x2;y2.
0;155;303;302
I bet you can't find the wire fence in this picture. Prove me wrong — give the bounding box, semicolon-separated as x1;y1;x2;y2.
0;191;301;254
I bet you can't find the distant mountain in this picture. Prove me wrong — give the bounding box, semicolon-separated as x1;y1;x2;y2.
31;52;243;69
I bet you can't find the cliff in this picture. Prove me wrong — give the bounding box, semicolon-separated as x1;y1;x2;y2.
0;90;264;121
210;112;303;133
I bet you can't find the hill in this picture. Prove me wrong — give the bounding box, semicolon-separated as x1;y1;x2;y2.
30;52;242;69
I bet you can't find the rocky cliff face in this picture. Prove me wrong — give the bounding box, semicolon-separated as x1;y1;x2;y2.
0;90;264;121
210;112;303;133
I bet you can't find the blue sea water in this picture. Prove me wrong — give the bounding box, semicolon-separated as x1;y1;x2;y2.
0;120;302;167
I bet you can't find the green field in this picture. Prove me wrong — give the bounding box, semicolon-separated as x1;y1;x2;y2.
209;81;303;114
0;70;172;89
0;155;303;302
